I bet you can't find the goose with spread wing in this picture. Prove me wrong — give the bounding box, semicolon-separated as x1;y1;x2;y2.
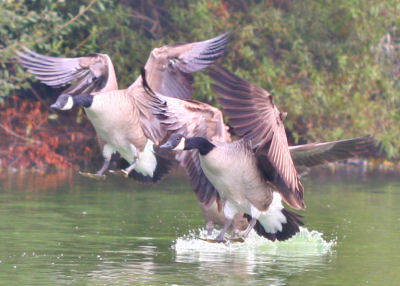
147;66;377;242
200;135;378;236
17;33;229;182
156;66;305;242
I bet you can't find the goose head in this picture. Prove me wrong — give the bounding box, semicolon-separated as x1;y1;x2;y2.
160;133;186;151
51;93;93;111
51;94;74;110
160;133;215;155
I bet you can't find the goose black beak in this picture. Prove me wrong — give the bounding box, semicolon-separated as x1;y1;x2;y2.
160;142;173;149
50;101;61;110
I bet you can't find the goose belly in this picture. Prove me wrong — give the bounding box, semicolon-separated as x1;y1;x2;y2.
84;95;147;163
199;151;266;210
87;113;143;163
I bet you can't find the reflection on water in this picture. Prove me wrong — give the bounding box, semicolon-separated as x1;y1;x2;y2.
0;170;74;193
0;171;399;285
88;244;159;285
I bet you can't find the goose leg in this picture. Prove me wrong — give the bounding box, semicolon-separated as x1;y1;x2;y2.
242;218;257;239
124;160;138;175
109;144;139;178
215;201;237;242
244;205;261;239
79;144;114;180
200;218;231;243
206;220;214;236
122;144;139;177
215;218;233;242
228;204;260;242
96;159;111;175
201;202;236;243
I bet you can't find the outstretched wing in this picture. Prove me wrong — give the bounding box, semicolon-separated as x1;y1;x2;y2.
132;33;229;99
145;76;230;206
290;135;378;167
17;48;116;95
210;66;304;210
163;98;229;206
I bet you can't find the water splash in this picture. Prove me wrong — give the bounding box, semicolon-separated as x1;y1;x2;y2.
174;227;336;261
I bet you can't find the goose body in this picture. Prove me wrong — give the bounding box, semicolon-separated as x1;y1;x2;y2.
85;89;157;175
199;140;272;211
199;140;282;232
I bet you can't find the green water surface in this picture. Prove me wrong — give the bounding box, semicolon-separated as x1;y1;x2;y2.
0;170;399;285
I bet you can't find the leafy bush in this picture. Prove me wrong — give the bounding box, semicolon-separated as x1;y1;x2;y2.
1;0;399;170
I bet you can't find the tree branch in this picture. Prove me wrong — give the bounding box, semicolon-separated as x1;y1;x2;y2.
0;123;41;145
35;0;100;44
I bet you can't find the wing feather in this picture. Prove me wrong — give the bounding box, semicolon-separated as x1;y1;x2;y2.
145;82;229;205
210;66;305;210
290;135;378;167
17;48;116;95
140;33;229;99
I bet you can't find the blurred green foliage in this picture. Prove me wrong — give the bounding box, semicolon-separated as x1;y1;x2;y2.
1;0;399;157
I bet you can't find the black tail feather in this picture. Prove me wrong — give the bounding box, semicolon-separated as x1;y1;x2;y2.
244;209;304;241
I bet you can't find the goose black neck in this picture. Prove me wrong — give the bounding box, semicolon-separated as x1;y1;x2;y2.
74;94;93;108
185;137;215;155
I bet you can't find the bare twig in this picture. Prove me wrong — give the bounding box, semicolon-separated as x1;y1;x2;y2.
130;0;162;38
0;123;41;145
130;11;157;25
29;87;53;112
60;0;99;30
35;0;100;44
68;34;91;54
148;0;161;36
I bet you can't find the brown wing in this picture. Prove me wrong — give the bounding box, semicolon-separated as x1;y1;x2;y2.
130;85;167;145
139;33;229;99
163;98;230;206
210;66;304;210
290;135;378;167
145;78;230;206
17;48;116;95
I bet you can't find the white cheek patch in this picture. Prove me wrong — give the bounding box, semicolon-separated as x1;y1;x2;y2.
173;137;185;151
134;140;157;177
61;96;74;110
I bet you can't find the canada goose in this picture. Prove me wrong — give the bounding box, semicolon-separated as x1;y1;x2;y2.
17;48;125;176
161;133;303;242
146;66;377;242
200;135;378;235
17;33;229;182
147;67;304;241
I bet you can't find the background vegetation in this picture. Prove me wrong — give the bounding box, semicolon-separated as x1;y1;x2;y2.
1;0;399;171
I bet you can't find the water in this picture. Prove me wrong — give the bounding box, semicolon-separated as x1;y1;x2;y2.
0;170;399;285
